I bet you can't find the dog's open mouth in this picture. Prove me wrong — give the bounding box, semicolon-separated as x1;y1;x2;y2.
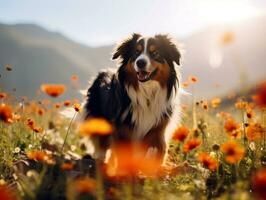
136;69;158;82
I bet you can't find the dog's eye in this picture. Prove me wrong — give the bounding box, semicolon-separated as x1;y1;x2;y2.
151;51;159;57
135;50;141;55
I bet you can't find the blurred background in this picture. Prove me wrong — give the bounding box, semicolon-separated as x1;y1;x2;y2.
0;0;265;99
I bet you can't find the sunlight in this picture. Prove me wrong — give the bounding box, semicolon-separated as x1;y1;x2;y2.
197;0;260;25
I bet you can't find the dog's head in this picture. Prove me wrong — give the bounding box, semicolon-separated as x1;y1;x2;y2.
112;34;181;87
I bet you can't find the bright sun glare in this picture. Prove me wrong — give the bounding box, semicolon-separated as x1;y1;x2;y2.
198;0;260;24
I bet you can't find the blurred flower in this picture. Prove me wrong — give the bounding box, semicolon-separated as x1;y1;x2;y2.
221;141;245;164
5;64;13;71
253;81;266;108
64;100;71;107
106;143;161;177
37;108;45;116
172;126;189;143
182;82;189;88
247;123;263;141
54;103;61;109
12;113;21;122
0;104;13;123
235;100;248;110
211;98;221;108
224;118;240;133
71;74;79;81
216;112;231;119
252;168;266;200
188;76;198;83
228;129;241;139
79;118;113;136
246;108;255;119
201;100;208;111
212;144;220;151
0;185;17;200
41;84;66;98
198;152;218;171
61;162;74;171
183;138;201;153
14;147;20;154
26;118;35;130
73;103;81;112
74;177;96;194
220;31;235;45
26;151;54;164
0;93;7;99
33;126;43;133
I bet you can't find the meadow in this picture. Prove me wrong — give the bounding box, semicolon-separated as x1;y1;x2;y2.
0;36;266;200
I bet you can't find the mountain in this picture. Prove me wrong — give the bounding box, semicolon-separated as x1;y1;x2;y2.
0;16;265;99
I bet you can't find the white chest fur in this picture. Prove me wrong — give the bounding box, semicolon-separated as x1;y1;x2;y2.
125;81;171;139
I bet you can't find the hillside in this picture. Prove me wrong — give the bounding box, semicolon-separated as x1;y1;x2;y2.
0;15;265;99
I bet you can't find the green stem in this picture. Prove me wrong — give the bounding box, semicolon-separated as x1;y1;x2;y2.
61;112;77;153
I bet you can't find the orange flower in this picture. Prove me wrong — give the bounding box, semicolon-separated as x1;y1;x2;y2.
198;152;218;171
61;162;74;170
211;98;221;108
74;177;96;194
106;143;161;177
188;76;198;83
79;118;113;136
71;75;79;81
0;185;17;200
235;99;248;110
64;100;71;107
41;84;66;98
26;151;54;164
224;118;240;133
26;118;35;129
247;123;263;141
221;141;245;164
54;103;61;109
220;31;235;45
217;112;231;119
246;108;255;119
253;81;266;108
73;103;81;112
0;93;7;99
228;129;241;139
172;126;189;143
37;108;45;116
33;126;43;133
183;138;201;153
0;104;13;123
252;168;266;200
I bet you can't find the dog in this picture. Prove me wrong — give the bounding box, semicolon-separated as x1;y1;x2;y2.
83;33;182;164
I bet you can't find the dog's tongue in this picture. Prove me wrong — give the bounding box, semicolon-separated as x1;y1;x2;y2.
137;71;150;81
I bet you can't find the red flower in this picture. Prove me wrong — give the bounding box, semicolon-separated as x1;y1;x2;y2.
252;168;266;200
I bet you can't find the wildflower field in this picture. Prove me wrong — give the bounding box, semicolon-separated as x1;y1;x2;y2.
0;61;266;200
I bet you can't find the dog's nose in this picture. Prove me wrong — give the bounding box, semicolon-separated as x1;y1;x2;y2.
136;59;147;69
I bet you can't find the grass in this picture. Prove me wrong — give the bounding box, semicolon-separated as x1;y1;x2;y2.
0;84;265;200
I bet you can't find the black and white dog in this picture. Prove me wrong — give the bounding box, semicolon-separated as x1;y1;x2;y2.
84;34;181;164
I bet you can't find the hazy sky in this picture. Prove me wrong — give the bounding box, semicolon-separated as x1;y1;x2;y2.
0;0;265;46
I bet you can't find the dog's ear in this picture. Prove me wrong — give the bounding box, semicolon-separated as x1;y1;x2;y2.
155;34;181;65
112;33;141;61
